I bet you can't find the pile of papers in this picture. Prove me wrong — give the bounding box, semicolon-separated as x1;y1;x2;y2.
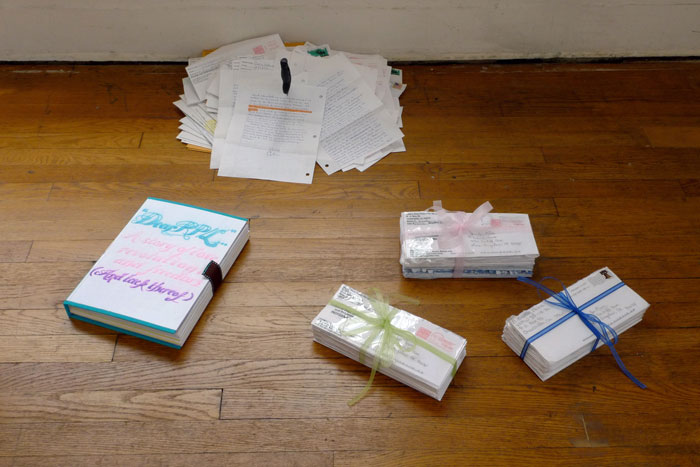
502;267;649;382
399;202;539;279
175;34;407;184
311;284;466;401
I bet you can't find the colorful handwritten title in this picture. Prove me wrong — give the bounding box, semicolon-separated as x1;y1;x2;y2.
131;209;235;248
90;267;194;303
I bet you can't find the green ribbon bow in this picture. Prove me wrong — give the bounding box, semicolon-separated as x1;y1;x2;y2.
329;289;458;406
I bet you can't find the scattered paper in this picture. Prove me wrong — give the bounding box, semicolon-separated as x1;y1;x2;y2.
175;35;407;183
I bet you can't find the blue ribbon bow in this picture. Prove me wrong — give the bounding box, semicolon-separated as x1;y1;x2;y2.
517;276;646;389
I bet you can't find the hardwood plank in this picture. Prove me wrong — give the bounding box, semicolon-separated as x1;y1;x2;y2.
140;132;209;149
681;181;700;196
6;452;332;467
113;331;317;361
226;258;405;282
0;183;52;202
334;447;700;467
542;145;700;161
249;218;399;238
1;350;696;393
406;129;648;150
406;115;700;134
419;70;699;111
0;133;141;149
533;213;699;237
220;381;700;420
26;241;109;262
0;147;209;165
0;242;31;263
534;256;700;280
419;179;685;199
38;117;179;134
1;412;697;456
5;64;184;90
0;334;116;363
374;146;545;164
541;147;700;179
0;389;221;422
45;92;180;119
0;262;89;309
308;164;433;181
537;236;700;257
543;198;700;236
500;101;700;118
436;158;700;181
0;417;571;455
645;126;700;148
48;180;421;202
0;222;124;241
0;117;40;133
0;165;214;184
0;308;112;335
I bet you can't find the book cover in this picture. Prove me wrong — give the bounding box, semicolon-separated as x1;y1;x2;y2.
64;198;249;348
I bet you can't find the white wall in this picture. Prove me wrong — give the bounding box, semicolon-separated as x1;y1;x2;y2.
1;0;699;61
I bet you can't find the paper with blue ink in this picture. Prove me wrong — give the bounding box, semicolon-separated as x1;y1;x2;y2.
218;79;327;184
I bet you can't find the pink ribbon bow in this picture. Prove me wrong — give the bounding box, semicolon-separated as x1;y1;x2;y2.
431;200;494;277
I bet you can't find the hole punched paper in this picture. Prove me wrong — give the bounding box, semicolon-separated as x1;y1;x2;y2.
217;76;327;184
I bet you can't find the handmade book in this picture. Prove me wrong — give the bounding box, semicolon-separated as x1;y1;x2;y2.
64;198;249;348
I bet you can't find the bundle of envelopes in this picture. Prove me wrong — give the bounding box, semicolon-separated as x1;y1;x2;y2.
502;267;649;382
400;202;539;279
311;285;466;401
175;34;407;184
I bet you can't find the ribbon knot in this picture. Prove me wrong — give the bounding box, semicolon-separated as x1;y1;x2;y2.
330;289;458;406
440;211;471;243
518;276;646;389
430;201;493;277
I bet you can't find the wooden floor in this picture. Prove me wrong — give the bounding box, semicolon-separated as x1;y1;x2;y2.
1;60;700;466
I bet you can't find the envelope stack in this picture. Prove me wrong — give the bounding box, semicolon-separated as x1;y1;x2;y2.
400;203;539;279
311;285;466;401
502;267;649;382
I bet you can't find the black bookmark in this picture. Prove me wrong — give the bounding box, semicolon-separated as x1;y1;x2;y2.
202;260;223;293
280;58;291;95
